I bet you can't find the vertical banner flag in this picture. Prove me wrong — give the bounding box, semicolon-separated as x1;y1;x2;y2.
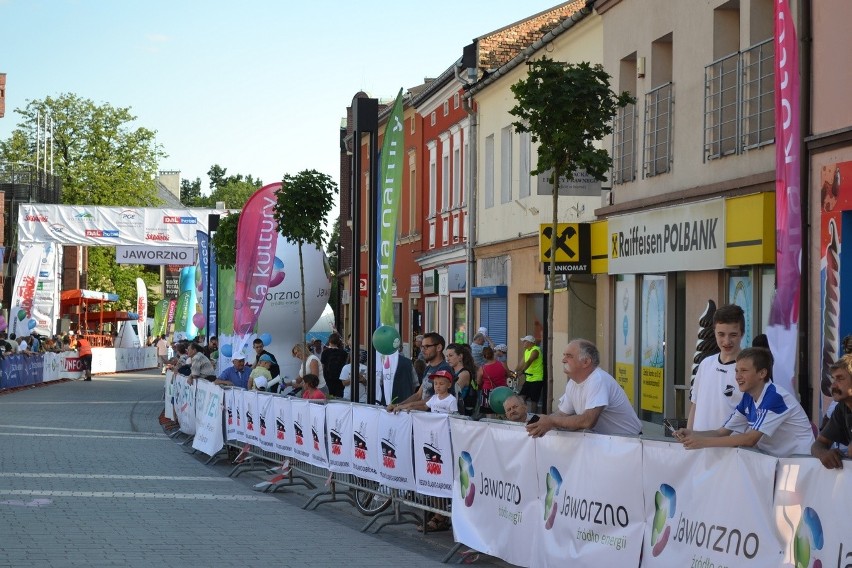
196;230;210;334
10;245;42;338
234;389;248;443
290;399;312;463
172;375;197;436
153;299;168;338
136;278;147;347
31;243;57;335
217;267;235;338
208;232;218;338
244;390;259;445
273;396;295;457
224;389;236;441
258;393;276;451
307;402;329;468
767;0;801;393
377;90;405;327
166;298;177;336
351;404;381;482
233;183;279;356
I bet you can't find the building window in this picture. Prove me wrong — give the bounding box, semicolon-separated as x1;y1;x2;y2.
452;147;461;207
441;214;449;245
484;134;494;209
410;116;415;134
453;93;460;109
519;131;531;197
452;213;460;243
612;103;637;184
408;161;417;235
429;219;436;249
430;111;436;126
500;126;513;204
462;137;469;205
442;153;450;212
643;83;673;178
428;144;437;217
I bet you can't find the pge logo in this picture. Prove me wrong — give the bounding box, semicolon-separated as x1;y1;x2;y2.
163;216;197;224
794;507;824;568
651;483;676;556
543;466;563;530
118;209;142;226
49;224;65;233
458;451;475;507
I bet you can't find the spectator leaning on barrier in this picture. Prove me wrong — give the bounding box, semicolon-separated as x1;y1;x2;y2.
676;348;814;458
527;339;642;438
811;354;852;469
214;352;251;389
185;342;216;385
503;394;531;423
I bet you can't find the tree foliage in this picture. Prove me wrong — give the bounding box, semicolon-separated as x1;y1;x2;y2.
86;247;161;313
510;58;633;180
180;177;204;206
3;93;166;206
274;170;337;248
210;212;240;269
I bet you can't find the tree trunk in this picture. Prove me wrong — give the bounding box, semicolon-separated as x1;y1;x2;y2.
547;166;560;414
299;241;308;378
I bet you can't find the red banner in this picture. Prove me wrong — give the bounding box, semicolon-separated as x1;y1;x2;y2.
233;183;280;349
767;0;801;393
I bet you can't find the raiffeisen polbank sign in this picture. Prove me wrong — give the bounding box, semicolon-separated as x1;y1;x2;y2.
607;199;726;275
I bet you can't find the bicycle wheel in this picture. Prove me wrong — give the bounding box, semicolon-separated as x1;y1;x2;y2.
352;476;392;516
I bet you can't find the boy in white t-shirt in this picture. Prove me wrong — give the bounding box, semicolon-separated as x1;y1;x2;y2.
688;304;745;431
677;347;814;457
425;370;458;414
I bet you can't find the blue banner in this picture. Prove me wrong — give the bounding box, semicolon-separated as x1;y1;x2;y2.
197;230;218;336
1;354;45;389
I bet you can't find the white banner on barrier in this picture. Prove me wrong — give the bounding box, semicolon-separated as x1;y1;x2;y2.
351;405;381;482
172;375;196;436
224;389;236;440
450;419;539;568
164;372;175;420
641;440;781;567
412;412;454;498
774;457;852;567
307;402;329;468
325;403;353;474
532;432;644;567
291;399;312;463
192;380;224;456
257;394;276;451
244;391;260;445
377;410;415;491
273;397;294;457
234;389;247;443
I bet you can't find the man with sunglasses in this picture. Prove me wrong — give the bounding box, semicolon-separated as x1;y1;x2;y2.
388;332;452;411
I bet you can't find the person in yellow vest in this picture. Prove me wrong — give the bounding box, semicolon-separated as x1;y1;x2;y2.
517;335;543;411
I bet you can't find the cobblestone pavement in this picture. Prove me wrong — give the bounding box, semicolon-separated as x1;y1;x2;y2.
0;372;514;567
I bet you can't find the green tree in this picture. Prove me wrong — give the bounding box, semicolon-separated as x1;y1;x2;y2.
86;247;161;312
208;175;262;209
510;57;632;409
273;170;337;375
180;177;205;206
6;93;165;206
0;130;32;163
210;212;240;269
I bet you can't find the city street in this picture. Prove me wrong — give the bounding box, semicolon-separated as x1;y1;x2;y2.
0;372;509;567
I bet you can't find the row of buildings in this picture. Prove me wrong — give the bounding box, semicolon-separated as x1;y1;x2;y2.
336;0;851;429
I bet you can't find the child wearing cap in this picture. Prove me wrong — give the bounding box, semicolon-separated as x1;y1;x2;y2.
248;354;274;391
425;370;458;414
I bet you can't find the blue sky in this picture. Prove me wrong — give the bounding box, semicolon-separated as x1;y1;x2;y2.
1;0;561;216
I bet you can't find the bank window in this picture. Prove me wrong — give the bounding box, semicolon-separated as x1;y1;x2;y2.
640;274;666;422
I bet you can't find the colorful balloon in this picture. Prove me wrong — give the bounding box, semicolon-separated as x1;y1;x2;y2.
192;313;206;329
488;386;515;416
17;309;26;321
372;325;400;355
259;333;272;346
27;319;37;330
220;344;233;357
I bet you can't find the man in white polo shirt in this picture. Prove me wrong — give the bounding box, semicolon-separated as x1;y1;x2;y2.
526;338;641;437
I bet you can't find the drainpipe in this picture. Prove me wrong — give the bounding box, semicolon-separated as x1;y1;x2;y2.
458;59;478;344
